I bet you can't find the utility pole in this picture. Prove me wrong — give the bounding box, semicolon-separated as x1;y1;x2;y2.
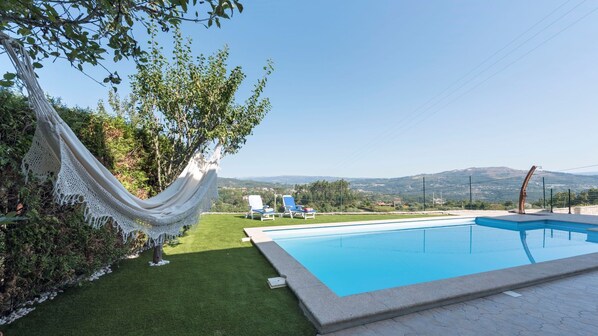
469;176;472;209
423;177;426;211
542;177;546;209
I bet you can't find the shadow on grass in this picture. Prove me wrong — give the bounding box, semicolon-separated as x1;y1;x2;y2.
1;246;316;336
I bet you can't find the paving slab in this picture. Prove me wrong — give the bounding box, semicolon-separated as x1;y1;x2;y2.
325;271;598;335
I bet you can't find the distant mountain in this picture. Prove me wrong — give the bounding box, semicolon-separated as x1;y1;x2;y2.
222;167;598;202
217;177;286;189
241;175;343;185
347;167;598;201
575;172;598;176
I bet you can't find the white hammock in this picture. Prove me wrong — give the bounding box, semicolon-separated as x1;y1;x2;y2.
1;32;221;244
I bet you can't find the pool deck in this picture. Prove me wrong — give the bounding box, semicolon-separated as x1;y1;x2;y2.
326;269;598;336
245;213;598;334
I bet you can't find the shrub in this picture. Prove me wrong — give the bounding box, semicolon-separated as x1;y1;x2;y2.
0;90;145;314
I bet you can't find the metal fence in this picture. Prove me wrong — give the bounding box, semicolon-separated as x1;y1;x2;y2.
215;172;598;214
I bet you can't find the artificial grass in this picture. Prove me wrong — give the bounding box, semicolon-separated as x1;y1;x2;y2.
1;213;439;336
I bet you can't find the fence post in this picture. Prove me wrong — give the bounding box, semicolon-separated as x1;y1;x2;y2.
340;180;343;213
423;177;426;211
550;189;553;213
469;175;472;209
542;177;546;209
568;189;571;214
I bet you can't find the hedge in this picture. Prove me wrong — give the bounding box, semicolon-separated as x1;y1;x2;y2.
0;90;149;314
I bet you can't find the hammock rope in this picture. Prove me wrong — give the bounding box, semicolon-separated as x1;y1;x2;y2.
0;31;222;245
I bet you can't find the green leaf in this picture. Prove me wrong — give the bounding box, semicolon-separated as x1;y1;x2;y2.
0;79;14;87
3;73;16;80
235;1;243;12
17;27;31;36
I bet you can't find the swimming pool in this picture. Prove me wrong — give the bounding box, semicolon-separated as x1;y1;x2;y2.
246;214;598;333
269;217;598;296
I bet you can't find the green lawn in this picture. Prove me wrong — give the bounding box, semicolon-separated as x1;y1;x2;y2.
1;213;440;336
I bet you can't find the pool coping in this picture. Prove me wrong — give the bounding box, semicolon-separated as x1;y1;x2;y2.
244;213;598;334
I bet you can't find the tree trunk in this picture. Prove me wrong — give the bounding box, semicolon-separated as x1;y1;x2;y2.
154;138;162;191
152;244;163;264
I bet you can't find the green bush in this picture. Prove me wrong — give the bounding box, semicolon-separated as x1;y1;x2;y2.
370;205;396;212
0;90;146;314
293;180;361;211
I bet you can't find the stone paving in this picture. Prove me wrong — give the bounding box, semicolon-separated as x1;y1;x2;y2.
324;270;598;336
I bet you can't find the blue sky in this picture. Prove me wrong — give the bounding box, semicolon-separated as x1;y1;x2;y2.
3;0;598;178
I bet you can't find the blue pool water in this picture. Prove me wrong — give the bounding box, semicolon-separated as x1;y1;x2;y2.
269;218;598;296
